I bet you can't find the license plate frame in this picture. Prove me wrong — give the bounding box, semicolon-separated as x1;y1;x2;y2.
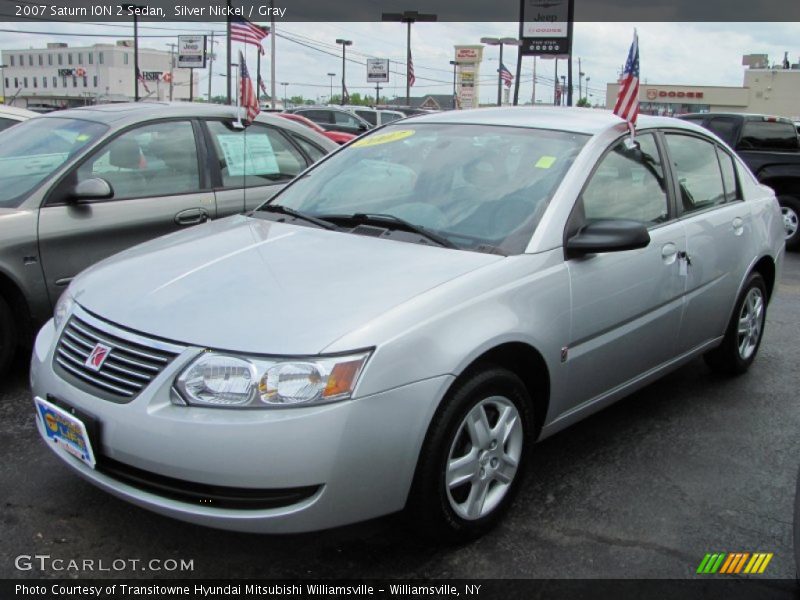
35;396;96;469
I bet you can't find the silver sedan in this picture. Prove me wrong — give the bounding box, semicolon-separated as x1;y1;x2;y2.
31;108;785;541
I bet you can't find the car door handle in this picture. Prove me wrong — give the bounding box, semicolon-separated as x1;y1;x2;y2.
732;217;744;236
175;208;209;226
661;242;678;265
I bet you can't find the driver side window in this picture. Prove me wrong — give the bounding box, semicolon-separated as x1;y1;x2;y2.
580;133;669;226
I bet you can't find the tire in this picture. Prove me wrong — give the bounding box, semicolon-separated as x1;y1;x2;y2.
704;272;767;375
406;366;534;543
778;196;800;250
0;294;16;378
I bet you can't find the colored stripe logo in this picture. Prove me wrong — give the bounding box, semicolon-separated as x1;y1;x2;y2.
697;552;773;574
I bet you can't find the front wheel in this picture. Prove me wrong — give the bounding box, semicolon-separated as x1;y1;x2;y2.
406;367;533;543
704;272;767;375
778;196;800;250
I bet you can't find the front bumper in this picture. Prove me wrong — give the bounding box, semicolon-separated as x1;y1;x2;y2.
31;318;453;533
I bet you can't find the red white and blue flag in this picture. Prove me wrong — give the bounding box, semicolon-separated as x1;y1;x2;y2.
613;30;640;128
408;51;416;87
239;51;260;122
230;16;268;55
499;62;513;88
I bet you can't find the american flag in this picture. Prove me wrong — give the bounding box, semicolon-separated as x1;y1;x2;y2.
258;74;268;96
613;30;640;127
230;16;268;55
408;51;416;87
499;62;513;88
239;51;260;122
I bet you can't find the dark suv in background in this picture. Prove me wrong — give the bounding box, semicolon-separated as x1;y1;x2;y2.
679;113;800;249
284;106;372;136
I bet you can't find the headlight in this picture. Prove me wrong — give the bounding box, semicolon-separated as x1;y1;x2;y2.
174;351;371;409
53;288;75;330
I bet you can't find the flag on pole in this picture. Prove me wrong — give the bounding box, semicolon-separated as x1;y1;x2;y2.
136;68;150;94
613;30;640;131
258;74;268;96
230;16;268;55
408;51;416;87
343;82;350;104
499;62;514;88
239;51;260;122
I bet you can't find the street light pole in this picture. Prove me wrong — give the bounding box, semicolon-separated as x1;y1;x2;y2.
165;43;176;101
481;37;521;107
281;81;288;107
449;60;458;109
122;5;141;101
327;72;335;102
382;11;437;107
335;39;352;105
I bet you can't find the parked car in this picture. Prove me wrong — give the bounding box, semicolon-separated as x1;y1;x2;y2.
0;102;337;376
0;105;37;131
339;105;405;127
31;108;783;541
284;106;372;136
679;113;800;249
277;112;356;145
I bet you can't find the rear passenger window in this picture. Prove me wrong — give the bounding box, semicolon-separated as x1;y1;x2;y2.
717;149;740;203
705;118;738;147
580;133;669;225
740;120;798;150
665;134;726;214
77;120;200;200
207;121;306;188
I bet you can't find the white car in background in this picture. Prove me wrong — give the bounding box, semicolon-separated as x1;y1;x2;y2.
0;105;37;131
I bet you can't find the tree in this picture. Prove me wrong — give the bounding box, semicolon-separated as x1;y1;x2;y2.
576;97;591;108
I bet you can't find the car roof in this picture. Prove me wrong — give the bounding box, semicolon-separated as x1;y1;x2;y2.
680;112;795;123
36;101;338;149
0;105;38;120
402;106;702;136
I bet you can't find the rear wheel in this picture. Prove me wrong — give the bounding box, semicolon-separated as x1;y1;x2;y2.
0;295;17;377
406;367;533;543
778;196;800;250
704;272;767;375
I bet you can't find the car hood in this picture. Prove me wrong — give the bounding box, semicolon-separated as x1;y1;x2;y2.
73;215;502;354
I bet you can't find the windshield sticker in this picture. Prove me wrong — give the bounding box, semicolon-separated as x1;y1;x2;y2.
216;133;279;177
75;134;90;142
535;156;557;169
352;129;415;148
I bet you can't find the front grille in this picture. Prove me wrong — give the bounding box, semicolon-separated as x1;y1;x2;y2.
54;309;184;402
96;455;321;510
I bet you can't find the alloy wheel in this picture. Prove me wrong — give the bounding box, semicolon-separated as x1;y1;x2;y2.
445;396;523;520
782;206;799;239
737;287;764;360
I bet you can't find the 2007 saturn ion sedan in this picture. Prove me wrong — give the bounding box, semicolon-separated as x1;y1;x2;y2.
31;108;784;541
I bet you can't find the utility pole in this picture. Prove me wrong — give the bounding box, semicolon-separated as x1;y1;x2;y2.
578;57;583;101
121;4;141;101
531;56;536;104
207;31;214;102
327;72;335;101
225;0;231;104
554;58;558;105
375;82;381;106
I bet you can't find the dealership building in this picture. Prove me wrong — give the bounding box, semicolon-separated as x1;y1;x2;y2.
607;58;800;119
1;41;197;109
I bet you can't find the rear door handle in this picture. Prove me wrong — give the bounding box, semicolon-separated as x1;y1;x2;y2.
175;208;209;226
732;217;744;236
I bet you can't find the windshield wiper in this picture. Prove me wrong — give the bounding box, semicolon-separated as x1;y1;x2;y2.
321;212;457;249
258;204;339;231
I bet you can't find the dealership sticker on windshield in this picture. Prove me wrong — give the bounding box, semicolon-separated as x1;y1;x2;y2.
34;397;96;469
535;156;557;169
352;129;415;148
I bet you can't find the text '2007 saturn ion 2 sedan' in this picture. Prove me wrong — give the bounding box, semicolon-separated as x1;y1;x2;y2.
31;108;784;542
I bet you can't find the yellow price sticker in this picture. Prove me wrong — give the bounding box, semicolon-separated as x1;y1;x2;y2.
352;129;415;148
535;156;557;169
76;134;90;142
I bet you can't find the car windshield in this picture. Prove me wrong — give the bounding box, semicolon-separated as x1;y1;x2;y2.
0;117;107;208
265;123;588;254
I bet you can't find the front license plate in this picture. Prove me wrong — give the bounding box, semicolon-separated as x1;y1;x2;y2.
35;397;96;469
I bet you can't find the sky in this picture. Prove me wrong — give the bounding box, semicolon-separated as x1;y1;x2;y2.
1;21;799;105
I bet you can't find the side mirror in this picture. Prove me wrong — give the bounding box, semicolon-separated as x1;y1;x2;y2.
70;178;113;203
566;219;650;257
357;123;368;131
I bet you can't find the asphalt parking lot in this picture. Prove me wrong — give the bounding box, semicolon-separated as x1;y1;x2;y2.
2;252;799;581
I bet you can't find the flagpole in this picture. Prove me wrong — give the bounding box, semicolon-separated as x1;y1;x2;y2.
566;0;574;106
226;0;232;105
513;0;523;106
256;40;261;104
